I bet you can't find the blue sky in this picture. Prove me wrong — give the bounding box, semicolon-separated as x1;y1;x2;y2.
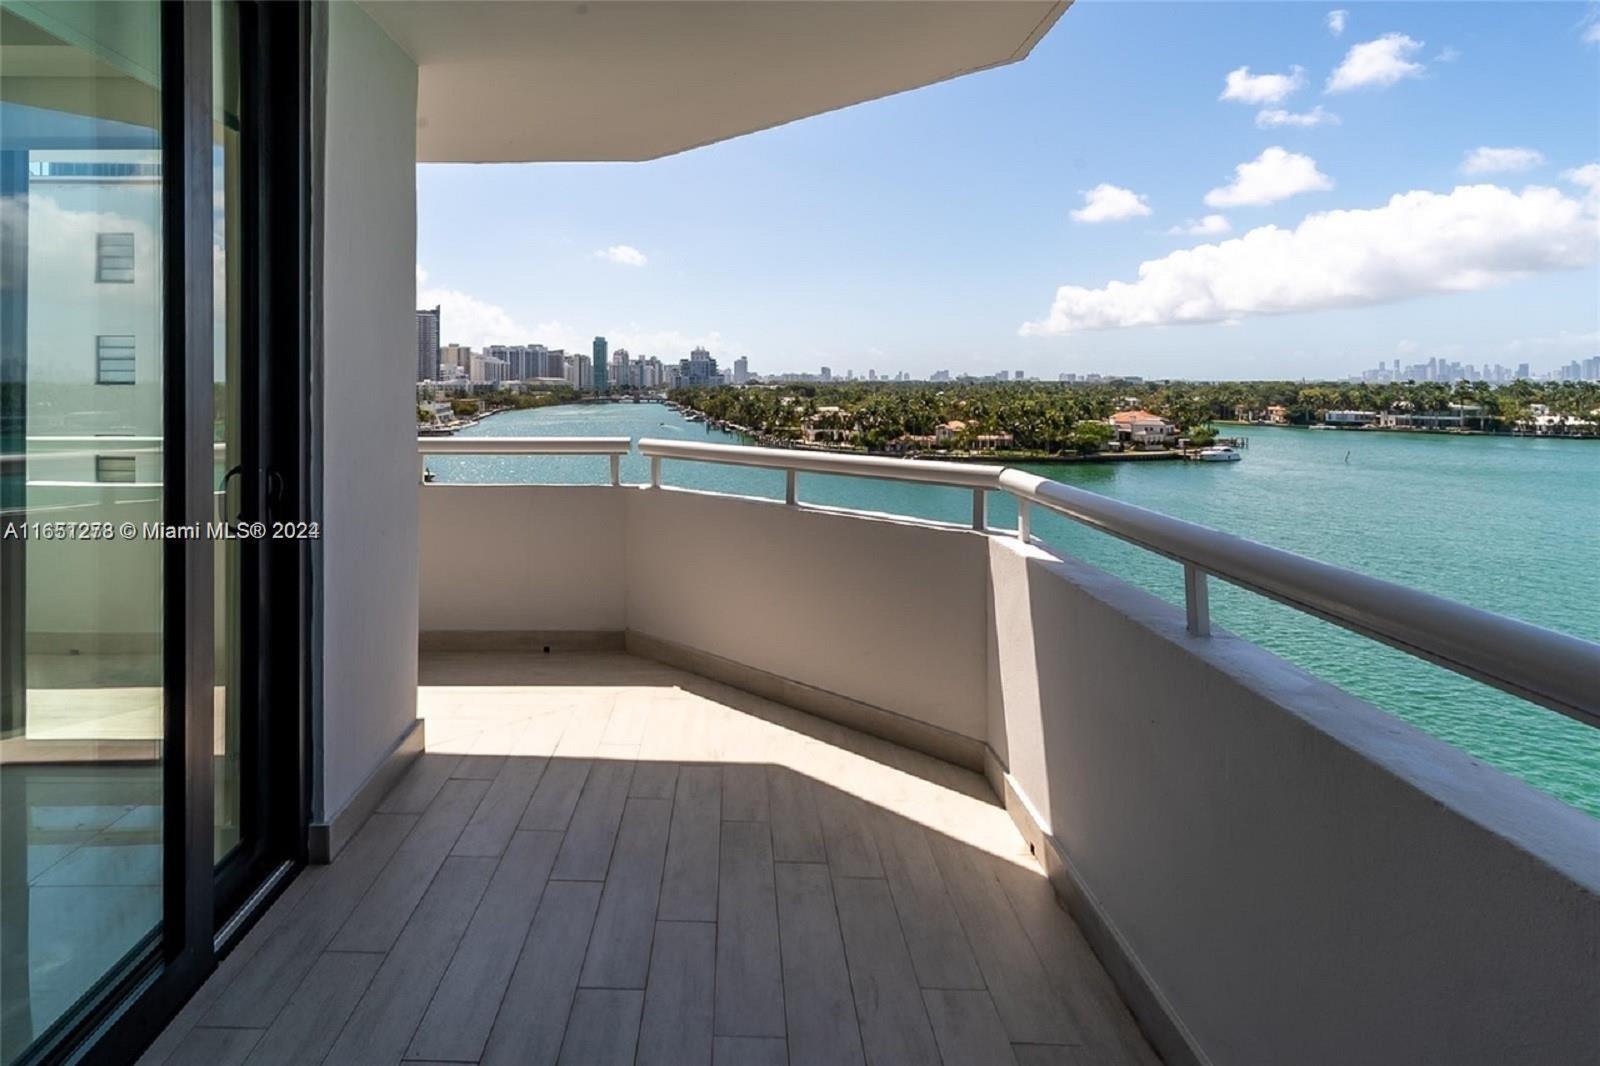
417;1;1600;380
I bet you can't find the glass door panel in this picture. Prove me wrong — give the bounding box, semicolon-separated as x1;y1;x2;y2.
0;2;167;1061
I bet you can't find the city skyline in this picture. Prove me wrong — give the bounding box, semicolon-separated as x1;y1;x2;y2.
417;3;1598;381
415;320;1599;387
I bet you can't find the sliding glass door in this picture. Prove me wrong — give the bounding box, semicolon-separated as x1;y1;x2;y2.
0;3;308;1061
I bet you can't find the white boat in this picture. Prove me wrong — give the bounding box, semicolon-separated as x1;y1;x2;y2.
1197;445;1242;462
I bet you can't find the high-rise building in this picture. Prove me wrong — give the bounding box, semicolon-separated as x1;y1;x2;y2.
611;347;632;390
416;305;441;381
821;366;832;382
677;346;721;386
441;343;472;376
733;356;749;385
564;353;592;390
593;336;609;393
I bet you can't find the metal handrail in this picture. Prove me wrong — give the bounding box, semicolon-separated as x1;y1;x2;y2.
1000;470;1600;729
638;437;1003;528
415;435;1600;727
417;436;632;485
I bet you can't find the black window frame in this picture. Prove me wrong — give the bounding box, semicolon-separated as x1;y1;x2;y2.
10;4;318;1064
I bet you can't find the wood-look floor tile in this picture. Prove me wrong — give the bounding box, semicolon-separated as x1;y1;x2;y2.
813;786;881;878
986;854;1160;1065
714;821;784;1039
241;951;381;1066
552;759;635;881
330;777;490;953
453;756;548;856
323;855;496;1065
377;753;462;814
163;1026;262;1066
407;830;564;1062
637;921;716;1066
832;874;941;1066
630;760;680;800
713;1036;788;1066
659;765;721;922
581;797;672;988
722;764;769;822
767;767;825;863
558;988;645;1066
521;758;591;831
775;863;865;1066
923;988;1020;1066
925;833;1074;1045
202;813;415;1028
482;879;603;1066
870;811;984;990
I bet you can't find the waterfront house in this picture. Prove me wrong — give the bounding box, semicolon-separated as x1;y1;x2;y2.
1109;409;1178;446
886;433;938;454
801;406;855;444
1379;404;1486;431
1266;404;1291;424
935;418;970;442
1323;409;1378;426
5;3;1595;1066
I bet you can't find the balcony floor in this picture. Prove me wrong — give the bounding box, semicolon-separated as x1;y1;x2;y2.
141;651;1158;1066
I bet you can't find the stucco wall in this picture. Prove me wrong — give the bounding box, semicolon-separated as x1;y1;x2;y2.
419;485;626;632
626;489;992;743
417;485;992;743
987;536;1600;1066
317;3;419;826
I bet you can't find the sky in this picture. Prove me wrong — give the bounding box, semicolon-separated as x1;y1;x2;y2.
416;1;1600;381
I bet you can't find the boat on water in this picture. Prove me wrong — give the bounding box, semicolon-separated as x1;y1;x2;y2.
1197;445;1242;462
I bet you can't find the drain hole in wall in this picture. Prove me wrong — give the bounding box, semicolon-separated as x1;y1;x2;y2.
543;645;552;654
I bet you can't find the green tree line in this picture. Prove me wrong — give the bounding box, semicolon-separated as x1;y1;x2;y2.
667;378;1599;453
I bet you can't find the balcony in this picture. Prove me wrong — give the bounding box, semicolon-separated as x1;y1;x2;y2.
139;438;1598;1066
142;649;1157;1066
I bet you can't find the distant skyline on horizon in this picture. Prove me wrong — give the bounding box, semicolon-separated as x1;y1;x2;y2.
417;1;1599;381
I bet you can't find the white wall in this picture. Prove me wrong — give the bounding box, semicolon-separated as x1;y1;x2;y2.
419;485;626;632
417;485;992;743
317;3;419;826
987;536;1600;1066
626;489;991;743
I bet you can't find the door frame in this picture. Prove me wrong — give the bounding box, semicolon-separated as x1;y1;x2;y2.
10;3;317;1063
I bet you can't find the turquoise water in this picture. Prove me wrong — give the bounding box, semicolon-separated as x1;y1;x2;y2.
433;402;1600;816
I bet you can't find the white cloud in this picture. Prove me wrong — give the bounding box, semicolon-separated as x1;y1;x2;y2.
1562;162;1600;190
1326;9;1348;36
418;281;535;349
416;264;731;356
1327;33;1426;92
1070;183;1152;223
1583;12;1600;45
1565;163;1600;212
596;244;648;267
1255;106;1341;129
1461;146;1545;175
1167;214;1232;236
1219;65;1306;105
1019;183;1599;335
1204;147;1333;208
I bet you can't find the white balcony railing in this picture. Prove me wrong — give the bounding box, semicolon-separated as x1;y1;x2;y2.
419;435;1600;731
